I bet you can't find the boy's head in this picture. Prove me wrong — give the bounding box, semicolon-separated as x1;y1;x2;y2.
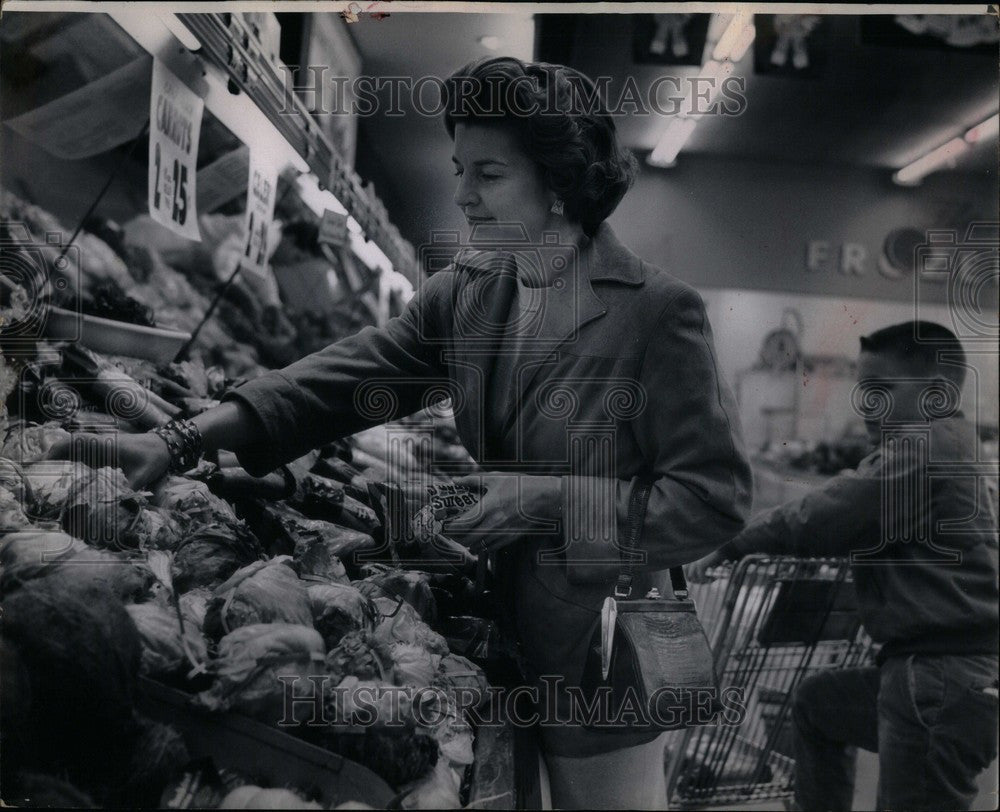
856;321;966;443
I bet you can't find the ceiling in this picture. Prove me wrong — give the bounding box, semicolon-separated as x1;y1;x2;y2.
343;11;998;249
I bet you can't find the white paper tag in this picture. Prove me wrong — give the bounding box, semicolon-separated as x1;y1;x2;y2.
241;150;278;277
148;59;202;241
319;208;351;247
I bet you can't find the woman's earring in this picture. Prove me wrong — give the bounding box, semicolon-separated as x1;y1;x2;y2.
550;199;564;216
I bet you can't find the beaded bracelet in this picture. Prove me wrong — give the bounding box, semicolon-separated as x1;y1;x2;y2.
152;418;204;473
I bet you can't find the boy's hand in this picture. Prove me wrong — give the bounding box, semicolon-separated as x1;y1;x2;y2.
686;548;730;583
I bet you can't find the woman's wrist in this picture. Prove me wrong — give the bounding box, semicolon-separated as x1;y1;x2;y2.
190;400;261;456
151;418;204;473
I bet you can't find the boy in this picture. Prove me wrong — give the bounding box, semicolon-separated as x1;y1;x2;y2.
692;321;998;811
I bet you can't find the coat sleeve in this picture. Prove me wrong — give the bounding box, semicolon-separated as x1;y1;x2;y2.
220;270;455;476
724;466;881;558
562;287;754;580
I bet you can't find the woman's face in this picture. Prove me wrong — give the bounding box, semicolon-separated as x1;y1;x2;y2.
452;122;555;244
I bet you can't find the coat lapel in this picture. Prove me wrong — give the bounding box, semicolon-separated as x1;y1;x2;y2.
497;224;646;441
448;250;518;461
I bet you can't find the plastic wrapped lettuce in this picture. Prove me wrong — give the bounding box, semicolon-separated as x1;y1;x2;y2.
203;559;313;640
126;600;208;677
356;567;437;623
370;600;449;657
1;528;154;603
381;642;441;688
171;522;264;593
22;460;90;522
0;485;30;532
432;653;490;710
1;420;71;464
62;466;147;549
324;630;387;683
196;623;326;723
307;583;378;649
150;475;237;530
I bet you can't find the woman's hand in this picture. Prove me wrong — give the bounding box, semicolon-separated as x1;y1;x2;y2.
448;472;563;554
42;431;172;490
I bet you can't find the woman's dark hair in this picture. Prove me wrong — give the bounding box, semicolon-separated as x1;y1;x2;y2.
444;56;637;236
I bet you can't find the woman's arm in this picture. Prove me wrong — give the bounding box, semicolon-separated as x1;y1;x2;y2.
217;269;456;476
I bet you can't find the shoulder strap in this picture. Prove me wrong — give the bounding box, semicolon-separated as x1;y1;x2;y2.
614;476;688;600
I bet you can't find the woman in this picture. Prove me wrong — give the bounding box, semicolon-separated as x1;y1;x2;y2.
49;57;752;809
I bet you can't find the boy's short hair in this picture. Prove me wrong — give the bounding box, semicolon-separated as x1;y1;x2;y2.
860;321;967;387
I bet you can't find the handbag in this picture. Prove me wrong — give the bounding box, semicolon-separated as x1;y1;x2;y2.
580;477;720;731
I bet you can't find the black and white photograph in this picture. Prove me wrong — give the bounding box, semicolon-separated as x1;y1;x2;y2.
1;3;997;810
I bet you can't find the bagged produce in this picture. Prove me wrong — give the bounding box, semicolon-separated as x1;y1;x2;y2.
370;600;449;657
432;653;490;710
293;534;350;584
357;567;437;622
129;505;185;551
204;559;313;639
196;623;326;722
269;501;378;567
126;600;208;677
307;582;378;649
1;420;71;464
399;759;463;810
322;676;440;788
367;481;480;572
150;475;238;529
22;460;89;521
118;715;190;808
219;786;323;810
0;484;30;531
293;474;381;536
382;642;441;688
179;586;213;629
1;528;154;603
3;577;142;781
171;522;264;593
62;465;147;549
324;630;387;683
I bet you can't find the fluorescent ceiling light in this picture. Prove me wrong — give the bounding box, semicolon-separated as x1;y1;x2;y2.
893;137;970;185
157;14;202;51
730;23;756;63
713;12;751;62
965;113;999;144
684;59;735;118
648;118;698;167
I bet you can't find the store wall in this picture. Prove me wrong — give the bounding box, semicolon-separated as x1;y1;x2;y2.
697;288;998;451
608;156;998;450
610;155;997;305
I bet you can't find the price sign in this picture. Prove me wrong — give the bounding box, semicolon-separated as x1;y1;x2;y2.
148;60;203;240
319;209;350;247
241;149;278;277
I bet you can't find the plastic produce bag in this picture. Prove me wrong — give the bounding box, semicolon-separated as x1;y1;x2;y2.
196;623;326;723
204;559;313;639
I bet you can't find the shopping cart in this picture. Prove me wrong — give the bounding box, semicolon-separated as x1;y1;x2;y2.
664;556;877;808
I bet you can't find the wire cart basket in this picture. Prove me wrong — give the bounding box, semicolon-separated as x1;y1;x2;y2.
664;556;877;808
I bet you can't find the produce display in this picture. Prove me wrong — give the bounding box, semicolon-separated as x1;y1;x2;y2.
1;331;500;808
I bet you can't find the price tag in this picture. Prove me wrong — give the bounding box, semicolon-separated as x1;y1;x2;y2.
148;60;203;240
241;149;278;277
319;209;350;247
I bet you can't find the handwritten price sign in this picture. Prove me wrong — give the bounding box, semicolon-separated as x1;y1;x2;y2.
241;150;278;277
148;60;203;240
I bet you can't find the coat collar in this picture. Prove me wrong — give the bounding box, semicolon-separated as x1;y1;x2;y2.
584;222;645;286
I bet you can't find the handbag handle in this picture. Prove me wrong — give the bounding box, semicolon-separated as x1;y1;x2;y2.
613;477;688;600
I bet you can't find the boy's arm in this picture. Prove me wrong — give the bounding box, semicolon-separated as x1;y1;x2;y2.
724;463;882;559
